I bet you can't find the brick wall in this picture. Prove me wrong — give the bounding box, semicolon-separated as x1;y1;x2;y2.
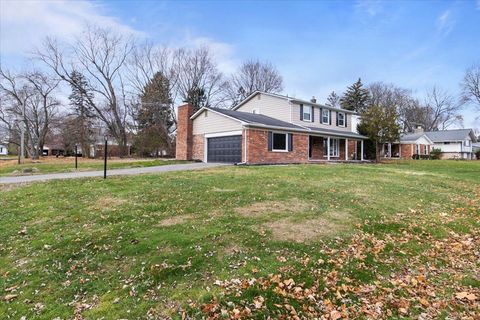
348;140;357;160
245;128;308;164
176;104;194;160
192;134;204;161
401;144;413;159
310;136;324;159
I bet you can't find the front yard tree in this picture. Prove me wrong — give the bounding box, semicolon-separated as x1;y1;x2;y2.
461;63;480;114
359;103;400;162
68;71;95;157
36;25;134;157
135;72;174;156
340;78;370;112
226;59;283;106
424;86;463;130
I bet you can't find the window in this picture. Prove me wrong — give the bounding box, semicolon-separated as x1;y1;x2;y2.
303;105;312;122
444;142;450;145
323;138;339;157
272;133;288;151
322;109;330;124
204;110;208;117
338;112;345;126
465;140;471;146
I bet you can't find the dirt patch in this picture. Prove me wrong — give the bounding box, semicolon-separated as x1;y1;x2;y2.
92;196;127;210
0;183;32;192
235;199;315;218
158;215;190;227
261;211;352;243
212;187;236;192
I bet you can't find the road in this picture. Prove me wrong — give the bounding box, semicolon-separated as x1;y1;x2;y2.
0;162;228;184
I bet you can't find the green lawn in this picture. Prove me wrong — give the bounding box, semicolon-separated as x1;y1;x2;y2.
0;158;188;177
0;161;479;319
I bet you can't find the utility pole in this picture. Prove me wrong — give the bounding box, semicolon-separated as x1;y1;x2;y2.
104;136;108;179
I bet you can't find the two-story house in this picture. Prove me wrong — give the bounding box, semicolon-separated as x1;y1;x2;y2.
176;91;367;164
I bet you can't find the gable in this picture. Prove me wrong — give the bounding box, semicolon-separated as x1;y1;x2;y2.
234;93;291;122
192;109;243;135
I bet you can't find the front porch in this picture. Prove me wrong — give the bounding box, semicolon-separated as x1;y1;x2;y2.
308;135;364;161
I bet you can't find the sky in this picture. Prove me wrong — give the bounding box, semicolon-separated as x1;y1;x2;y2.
1;0;479;129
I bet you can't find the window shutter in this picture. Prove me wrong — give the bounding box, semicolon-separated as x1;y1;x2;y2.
320;108;323;123
268;131;273;151
288;133;293;151
329;110;332;125
345;114;348;127
336;112;339;126
300;104;304;121
311;107;314;122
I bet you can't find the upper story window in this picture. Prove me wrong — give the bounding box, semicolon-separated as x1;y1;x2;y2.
465;140;471;146
322;109;330;124
337;112;345;127
303;105;312;122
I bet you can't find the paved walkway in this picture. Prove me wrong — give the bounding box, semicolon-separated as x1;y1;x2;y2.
0;162;228;184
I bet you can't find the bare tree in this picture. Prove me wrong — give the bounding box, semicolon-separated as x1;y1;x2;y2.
325;91;340;108
461;64;480;114
225;59;283;107
0;68;59;159
35;25;134;156
424;86;463;131
174;47;227;111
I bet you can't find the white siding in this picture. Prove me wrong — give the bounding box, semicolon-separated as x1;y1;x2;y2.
432;142;463;153
290;103;352;132
235;93;291;122
193;110;242;135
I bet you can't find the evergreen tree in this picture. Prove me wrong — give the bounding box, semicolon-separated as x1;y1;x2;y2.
325;91;340;108
358;104;400;162
340;78;370;112
135;72;174;156
68;71;95;157
185;87;208;112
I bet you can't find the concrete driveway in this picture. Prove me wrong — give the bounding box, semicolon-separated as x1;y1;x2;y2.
0;162;228;184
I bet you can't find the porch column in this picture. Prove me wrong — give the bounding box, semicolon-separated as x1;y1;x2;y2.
388;143;392;158
327;136;331;161
360;140;364;161
345;138;348;161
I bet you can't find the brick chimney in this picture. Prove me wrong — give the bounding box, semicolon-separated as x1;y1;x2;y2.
176;104;195;160
310;96;317;103
414;125;424;134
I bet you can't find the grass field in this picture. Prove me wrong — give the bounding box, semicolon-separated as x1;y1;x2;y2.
0;157;187;177
0;161;479;319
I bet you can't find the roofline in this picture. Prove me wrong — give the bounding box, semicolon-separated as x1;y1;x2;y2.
190;107;247;125
243;123;367;139
231;91;360;114
400;134;434;144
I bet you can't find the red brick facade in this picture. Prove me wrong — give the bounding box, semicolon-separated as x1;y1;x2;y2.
401;144;413;159
176;104;194;160
245;128;309;164
192;134;204;161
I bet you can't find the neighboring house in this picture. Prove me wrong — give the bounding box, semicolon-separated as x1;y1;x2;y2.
0;144;8;156
427;129;477;160
473;143;480;159
383;128;477;160
176;91;367;164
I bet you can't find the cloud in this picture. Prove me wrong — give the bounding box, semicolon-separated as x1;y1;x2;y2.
355;0;383;17
0;0;140;58
436;10;455;36
189;37;239;75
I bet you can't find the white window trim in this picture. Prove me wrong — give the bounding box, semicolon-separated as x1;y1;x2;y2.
338;112;346;127
322;109;330;124
303;105;312;122
272;132;289;152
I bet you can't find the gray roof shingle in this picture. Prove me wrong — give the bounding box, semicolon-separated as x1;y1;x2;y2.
425;129;475;142
209;108;305;129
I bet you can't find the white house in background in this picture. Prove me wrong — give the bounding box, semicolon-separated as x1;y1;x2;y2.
427;129;477;160
0;144;8;156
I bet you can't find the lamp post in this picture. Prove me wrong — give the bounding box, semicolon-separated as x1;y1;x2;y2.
75;144;78;169
104;135;108;179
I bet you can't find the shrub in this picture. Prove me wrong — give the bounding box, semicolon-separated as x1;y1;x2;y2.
475;149;480;160
430;148;442;160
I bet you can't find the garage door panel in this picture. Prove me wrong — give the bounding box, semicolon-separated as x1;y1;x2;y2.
207;135;242;163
